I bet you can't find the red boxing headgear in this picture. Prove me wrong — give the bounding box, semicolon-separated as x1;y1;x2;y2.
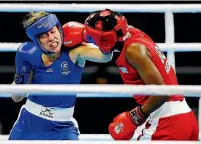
85;9;128;54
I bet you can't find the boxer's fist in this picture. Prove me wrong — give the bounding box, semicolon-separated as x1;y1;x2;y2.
62;21;87;48
109;111;136;140
108;106;148;140
15;42;41;84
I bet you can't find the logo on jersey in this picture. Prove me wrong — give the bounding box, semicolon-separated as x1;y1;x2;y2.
154;45;172;73
47;68;53;73
119;67;128;73
21;66;27;73
122;32;131;41
40;107;55;118
61;61;70;75
165;62;171;73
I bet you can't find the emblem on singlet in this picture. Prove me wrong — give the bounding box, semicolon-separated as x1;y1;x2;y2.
119;67;128;73
61;61;70;75
47;68;53;73
122;32;131;41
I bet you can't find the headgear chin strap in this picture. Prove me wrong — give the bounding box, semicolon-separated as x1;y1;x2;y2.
26;14;63;54
85;9;128;54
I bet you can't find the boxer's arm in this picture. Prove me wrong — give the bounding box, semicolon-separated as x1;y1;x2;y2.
125;43;169;115
62;21;112;62
12;42;34;102
11;81;26;102
76;43;113;63
11;71;33;102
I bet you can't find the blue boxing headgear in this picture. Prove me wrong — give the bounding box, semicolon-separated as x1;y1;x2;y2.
26;13;63;54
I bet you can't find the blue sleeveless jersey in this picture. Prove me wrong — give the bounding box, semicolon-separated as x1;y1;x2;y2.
28;50;83;108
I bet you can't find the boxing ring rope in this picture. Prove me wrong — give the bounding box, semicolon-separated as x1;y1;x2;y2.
2;43;201;52
0;140;198;144
0;3;201;12
0;3;200;142
0;84;200;96
0;84;200;142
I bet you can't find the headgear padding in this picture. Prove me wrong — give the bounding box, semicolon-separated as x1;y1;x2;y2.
26;14;63;54
85;9;128;54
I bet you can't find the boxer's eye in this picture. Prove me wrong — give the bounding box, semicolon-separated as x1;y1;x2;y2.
50;30;56;34
40;33;47;39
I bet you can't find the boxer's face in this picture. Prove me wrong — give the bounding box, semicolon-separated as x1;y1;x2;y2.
39;26;62;53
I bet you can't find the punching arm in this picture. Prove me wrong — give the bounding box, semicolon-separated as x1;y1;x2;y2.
76;43;113;63
62;21;113;63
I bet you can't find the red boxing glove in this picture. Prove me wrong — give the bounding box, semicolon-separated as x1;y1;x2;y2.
62;21;88;48
108;106;148;140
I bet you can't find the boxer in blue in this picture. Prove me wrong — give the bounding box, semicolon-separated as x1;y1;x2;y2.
9;11;112;140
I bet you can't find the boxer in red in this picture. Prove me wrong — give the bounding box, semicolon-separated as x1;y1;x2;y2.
85;9;199;140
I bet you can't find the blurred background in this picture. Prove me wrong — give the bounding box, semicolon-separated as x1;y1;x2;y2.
0;2;200;136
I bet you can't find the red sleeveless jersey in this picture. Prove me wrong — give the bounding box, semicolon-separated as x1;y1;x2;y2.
116;27;184;105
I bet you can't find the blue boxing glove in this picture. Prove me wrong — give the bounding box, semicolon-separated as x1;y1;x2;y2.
14;42;42;84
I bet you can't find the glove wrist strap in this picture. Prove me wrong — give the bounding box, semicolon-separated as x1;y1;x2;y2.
129;106;149;126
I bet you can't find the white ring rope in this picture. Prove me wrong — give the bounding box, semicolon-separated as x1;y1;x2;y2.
0;140;198;144
1;43;201;52
0;84;201;97
0;4;201;13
